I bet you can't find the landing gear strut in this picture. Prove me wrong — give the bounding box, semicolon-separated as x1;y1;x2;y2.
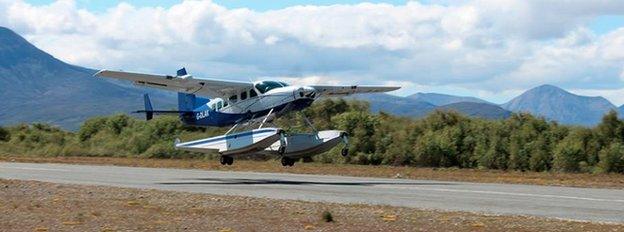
220;156;234;165
341;132;349;157
341;148;349;157
281;157;295;167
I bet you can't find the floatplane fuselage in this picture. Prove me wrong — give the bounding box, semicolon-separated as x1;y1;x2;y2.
95;68;399;166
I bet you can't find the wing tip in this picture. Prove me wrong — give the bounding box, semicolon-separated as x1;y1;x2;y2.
93;69;108;77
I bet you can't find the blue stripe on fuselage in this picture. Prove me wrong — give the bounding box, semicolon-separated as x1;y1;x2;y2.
181;98;314;127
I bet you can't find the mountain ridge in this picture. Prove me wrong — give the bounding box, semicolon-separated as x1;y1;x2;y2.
352;93;511;120
501;84;616;126
407;92;491;106
0;27;175;130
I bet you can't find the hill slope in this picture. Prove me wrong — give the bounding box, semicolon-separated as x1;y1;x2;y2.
407;92;490;106
438;102;512;120
352;94;511;120
501;85;616;126
350;93;437;117
0;27;175;130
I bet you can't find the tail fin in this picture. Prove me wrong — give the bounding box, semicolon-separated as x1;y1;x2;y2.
176;67;210;111
177;67;187;76
178;93;197;112
143;94;154;120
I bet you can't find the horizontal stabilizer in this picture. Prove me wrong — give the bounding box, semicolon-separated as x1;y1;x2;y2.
133;110;194;115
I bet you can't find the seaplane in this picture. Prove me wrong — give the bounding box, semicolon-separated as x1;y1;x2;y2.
95;68;399;166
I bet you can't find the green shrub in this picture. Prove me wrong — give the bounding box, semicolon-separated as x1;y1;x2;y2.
106;114;131;134
528;138;551;172
553;137;584;172
0;127;9;141
322;211;334;222
78;117;107;141
142;142;177;158
598;142;624;173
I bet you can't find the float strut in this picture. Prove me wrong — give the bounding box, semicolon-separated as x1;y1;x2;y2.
259;108;274;129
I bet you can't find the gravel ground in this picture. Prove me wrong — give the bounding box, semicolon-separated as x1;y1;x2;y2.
1;179;623;232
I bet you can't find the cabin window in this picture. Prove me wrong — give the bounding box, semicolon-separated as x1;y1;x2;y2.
241;91;247;100
229;95;238;102
249;89;258;98
217;101;223;109
255;81;284;94
223;101;228;108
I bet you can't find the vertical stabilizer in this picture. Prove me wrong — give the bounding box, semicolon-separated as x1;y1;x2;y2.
177;67;187;76
176;68;209;112
143;94;154;120
178;92;196;112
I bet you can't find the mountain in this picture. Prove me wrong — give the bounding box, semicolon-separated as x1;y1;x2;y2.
351;94;511;120
0;27;175;130
501;85;616;126
407;92;490;106
438;102;512;120
350;93;437;117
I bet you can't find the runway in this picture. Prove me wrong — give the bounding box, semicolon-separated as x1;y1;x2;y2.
1;162;623;223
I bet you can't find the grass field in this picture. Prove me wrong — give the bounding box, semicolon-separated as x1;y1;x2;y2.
1;179;622;232
2;155;624;189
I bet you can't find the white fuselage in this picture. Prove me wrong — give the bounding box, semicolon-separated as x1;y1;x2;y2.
205;84;317;115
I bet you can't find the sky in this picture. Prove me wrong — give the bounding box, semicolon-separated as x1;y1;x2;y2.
3;0;624;105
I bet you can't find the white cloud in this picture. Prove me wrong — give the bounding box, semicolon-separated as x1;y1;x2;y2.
1;0;624;104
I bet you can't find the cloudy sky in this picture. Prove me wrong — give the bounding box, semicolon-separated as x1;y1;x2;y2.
2;0;624;104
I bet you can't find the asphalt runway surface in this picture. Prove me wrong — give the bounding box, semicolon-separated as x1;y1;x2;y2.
1;162;624;223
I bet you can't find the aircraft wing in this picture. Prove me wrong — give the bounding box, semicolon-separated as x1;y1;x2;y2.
311;85;400;96
94;70;253;98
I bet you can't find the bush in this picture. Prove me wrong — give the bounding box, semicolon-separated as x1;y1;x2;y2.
598;143;624;173
553;137;584;172
0;127;9;141
322;211;334;222
528;138;551;172
106;114;131;134
78;117;107;141
142;142;178;158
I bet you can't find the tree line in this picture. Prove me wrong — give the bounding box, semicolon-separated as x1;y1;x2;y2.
1;99;623;173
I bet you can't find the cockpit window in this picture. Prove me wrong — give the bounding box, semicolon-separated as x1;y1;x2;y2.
255;81;285;94
278;81;289;87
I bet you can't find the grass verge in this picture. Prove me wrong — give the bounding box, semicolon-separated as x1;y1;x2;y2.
2;155;624;189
